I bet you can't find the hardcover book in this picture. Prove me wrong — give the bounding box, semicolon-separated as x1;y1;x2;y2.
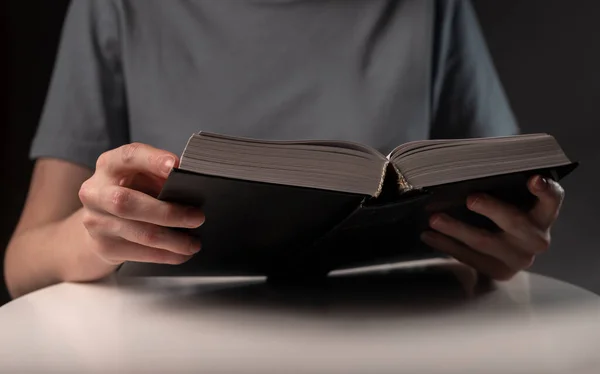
118;132;578;277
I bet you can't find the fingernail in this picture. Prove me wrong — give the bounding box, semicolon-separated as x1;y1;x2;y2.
430;214;444;228
420;231;435;242
188;240;202;254
467;195;481;209
161;156;175;175
185;208;205;228
534;175;548;191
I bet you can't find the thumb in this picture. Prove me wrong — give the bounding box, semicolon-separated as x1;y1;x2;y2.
528;175;565;229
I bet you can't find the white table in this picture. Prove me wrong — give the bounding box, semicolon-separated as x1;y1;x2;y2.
1;259;599;374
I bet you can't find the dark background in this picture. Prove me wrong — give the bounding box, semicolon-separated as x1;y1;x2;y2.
1;1;598;305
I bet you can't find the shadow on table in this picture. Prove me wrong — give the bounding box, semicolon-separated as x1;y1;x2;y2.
118;261;512;320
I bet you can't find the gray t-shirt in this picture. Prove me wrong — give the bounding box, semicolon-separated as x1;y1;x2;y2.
30;0;518;170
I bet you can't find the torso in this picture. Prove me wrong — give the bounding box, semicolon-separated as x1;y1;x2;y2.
115;0;435;156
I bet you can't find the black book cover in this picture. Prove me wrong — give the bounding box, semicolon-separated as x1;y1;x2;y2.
117;162;578;277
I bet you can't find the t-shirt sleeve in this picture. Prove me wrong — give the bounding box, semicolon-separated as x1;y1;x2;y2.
29;0;129;170
430;0;520;139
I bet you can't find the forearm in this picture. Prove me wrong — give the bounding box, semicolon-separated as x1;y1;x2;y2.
4;209;117;299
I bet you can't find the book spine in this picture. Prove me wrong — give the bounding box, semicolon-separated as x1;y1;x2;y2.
375;162;388;197
393;165;413;192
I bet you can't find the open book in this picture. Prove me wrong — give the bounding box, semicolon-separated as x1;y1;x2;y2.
178;132;572;197
118;132;577;278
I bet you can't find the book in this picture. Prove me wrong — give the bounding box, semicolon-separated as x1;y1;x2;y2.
118;132;578;278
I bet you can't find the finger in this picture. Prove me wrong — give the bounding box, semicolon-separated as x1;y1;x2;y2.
124;173;167;198
93;236;194;266
96;143;179;182
429;213;535;271
528;175;565;228
420;230;516;281
79;184;205;228
118;219;202;256
85;213;202;255
466;193;543;245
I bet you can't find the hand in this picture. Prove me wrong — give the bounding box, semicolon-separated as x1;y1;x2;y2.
78;143;205;267
420;175;565;281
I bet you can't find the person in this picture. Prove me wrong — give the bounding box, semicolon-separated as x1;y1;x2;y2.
3;0;565;299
